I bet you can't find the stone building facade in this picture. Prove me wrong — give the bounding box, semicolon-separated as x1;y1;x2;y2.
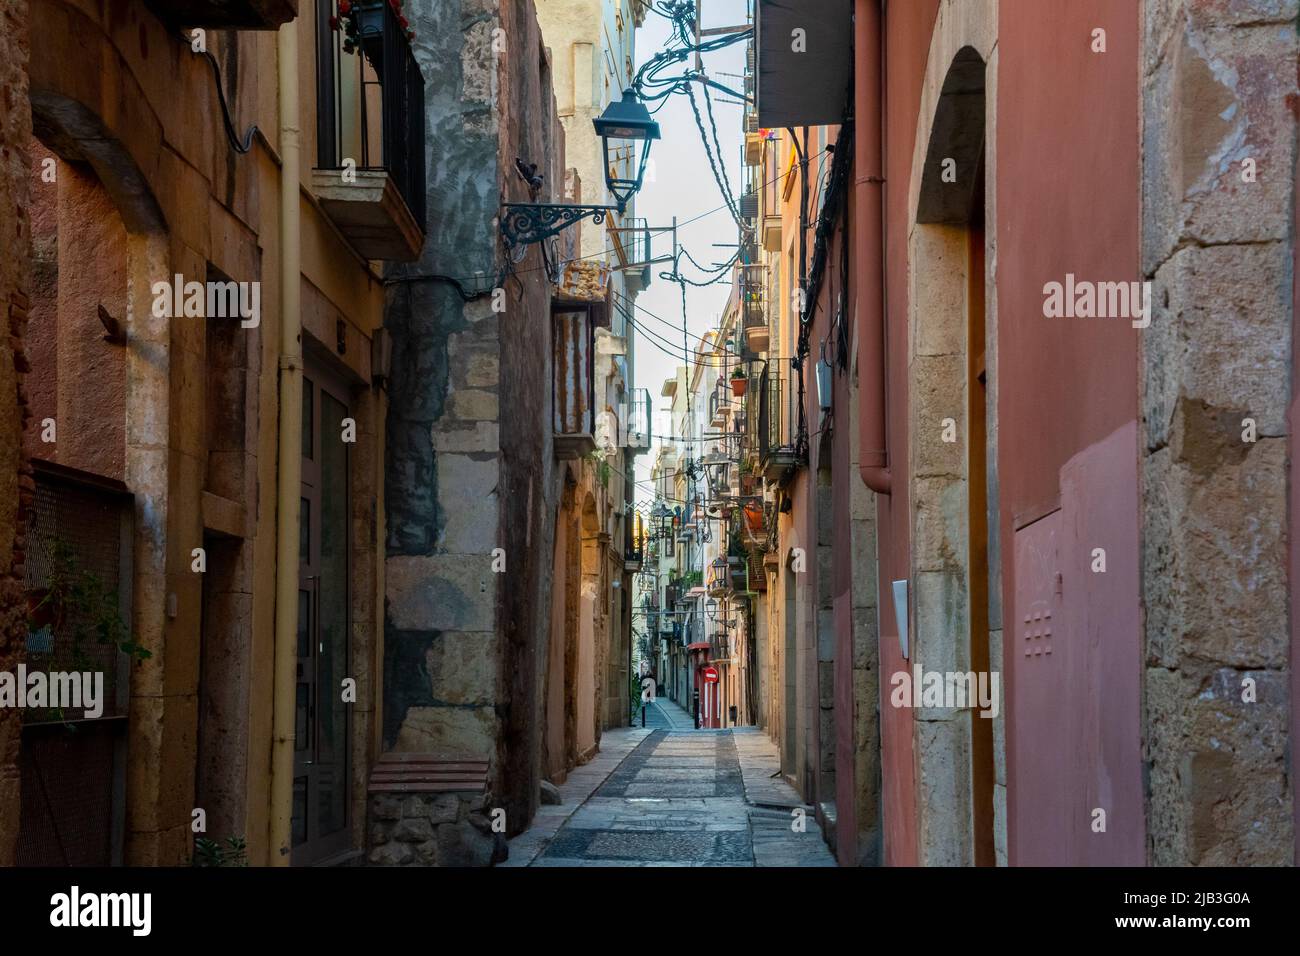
0;0;34;870
380;0;587;854
736;0;1299;866
0;0;401;866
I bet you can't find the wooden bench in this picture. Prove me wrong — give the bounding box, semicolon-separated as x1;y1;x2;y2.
366;753;489;795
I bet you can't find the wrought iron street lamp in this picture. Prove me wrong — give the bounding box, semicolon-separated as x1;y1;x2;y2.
501;89;661;250
592;88;661;208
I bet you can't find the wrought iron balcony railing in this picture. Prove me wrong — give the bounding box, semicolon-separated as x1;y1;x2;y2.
314;1;427;260
759;364;798;481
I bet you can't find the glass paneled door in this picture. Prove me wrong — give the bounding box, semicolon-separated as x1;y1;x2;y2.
292;365;353;865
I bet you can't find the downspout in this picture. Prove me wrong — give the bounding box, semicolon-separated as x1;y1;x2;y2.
855;0;891;494
270;18;303;865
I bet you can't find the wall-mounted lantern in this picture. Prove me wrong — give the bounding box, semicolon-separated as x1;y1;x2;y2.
501;89;661;250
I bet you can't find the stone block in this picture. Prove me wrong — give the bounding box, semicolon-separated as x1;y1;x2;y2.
427;631;497;705
413;840;439;865
1142;440;1287;669
1145;663;1292;865
445;388;499;422
1142;12;1297;270
910;353;965;478
427;794;461;824
393;817;435;843
818;664;834;709
394;705;497;758
386;554;495;632
431;420;499;453
1145;243;1291;451
915;717;973;866
816;608;834;663
436;821;496;867
850;518;878;609
851;608;878;671
910;225;968;358
912;570;968;684
539;780;562;805
436;454;499;553
912;476;965;572
371;794;402;821
369;841;414;866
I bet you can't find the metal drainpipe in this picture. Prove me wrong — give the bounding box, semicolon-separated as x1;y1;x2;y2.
855;0;891;494
270;18;303;865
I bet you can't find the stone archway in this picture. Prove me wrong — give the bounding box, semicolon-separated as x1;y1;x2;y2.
905;0;1002;867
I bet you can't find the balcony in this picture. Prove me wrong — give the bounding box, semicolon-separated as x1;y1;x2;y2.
624;387;652;452
313;2;426;261
759;367;798;482
611;218;653;294
146;0;297;29
761;214;782;253
709;388;726;430
741;268;769;352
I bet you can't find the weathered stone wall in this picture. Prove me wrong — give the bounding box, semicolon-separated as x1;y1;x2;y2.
848;375;881;865
0;0;33;869
383;0;563;849
494;0;563;835
368;789;506;866
383;0;510;763
1140;0;1298;865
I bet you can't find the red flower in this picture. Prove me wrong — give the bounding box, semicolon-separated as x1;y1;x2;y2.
399;15;408;27
339;0;351;11
389;0;399;9
329;14;339;29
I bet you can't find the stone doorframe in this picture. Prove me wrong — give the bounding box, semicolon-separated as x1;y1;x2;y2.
904;0;1004;867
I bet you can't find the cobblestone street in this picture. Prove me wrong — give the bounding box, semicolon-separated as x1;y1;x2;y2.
508;702;836;867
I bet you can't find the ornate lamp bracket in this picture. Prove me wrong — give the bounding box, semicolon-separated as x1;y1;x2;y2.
500;202;622;250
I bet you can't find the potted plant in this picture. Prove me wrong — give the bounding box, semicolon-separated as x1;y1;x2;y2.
730;366;748;397
332;0;415;69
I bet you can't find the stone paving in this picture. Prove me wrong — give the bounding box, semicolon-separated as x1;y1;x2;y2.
508;719;837;867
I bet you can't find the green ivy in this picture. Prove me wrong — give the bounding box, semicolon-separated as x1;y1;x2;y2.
191;836;249;867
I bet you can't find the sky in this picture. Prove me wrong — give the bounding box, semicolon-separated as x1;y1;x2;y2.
629;0;749;501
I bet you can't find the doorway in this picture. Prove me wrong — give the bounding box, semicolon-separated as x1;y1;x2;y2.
292;364;353;865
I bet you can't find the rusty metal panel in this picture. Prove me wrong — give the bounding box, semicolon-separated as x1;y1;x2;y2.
1009;507;1066;864
1060;421;1144;865
552;307;595;457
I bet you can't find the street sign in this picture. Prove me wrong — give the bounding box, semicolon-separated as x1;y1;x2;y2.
702;665;719;684
641;676;657;702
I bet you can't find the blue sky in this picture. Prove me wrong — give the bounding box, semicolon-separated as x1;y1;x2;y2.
630;0;749;493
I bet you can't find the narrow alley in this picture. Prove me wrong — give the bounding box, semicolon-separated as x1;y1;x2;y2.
507;697;834;867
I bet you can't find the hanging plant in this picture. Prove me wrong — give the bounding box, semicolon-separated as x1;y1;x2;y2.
331;0;416;54
730;366;748;397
